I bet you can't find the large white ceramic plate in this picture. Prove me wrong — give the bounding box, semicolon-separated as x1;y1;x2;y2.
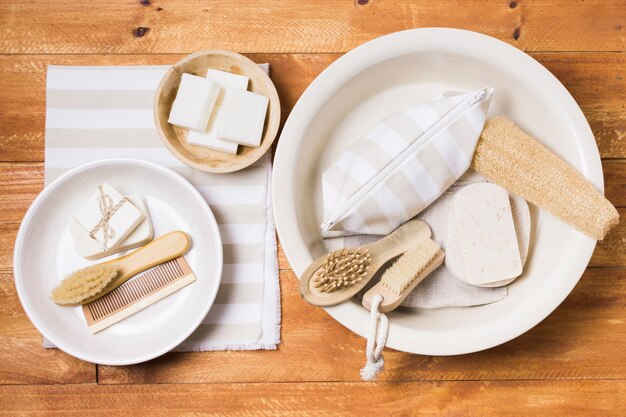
273;28;601;355
14;158;223;365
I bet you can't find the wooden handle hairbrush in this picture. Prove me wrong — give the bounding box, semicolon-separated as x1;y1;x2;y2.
299;220;432;307
51;231;191;306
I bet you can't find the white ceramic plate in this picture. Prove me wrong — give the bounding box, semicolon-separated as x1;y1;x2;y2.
14;158;223;365
273;28;601;355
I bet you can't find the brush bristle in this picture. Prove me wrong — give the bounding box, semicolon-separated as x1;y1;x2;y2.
380;239;440;295
312;248;371;293
51;265;119;306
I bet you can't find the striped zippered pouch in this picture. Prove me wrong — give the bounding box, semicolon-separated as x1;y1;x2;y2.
321;88;493;237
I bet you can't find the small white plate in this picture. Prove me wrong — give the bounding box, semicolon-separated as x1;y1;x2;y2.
273;28;601;355
14;158;223;365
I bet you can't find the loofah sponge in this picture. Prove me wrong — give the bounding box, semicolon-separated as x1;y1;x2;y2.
472;117;619;240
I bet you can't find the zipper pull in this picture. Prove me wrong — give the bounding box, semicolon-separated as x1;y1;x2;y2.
320;218;334;236
469;87;493;105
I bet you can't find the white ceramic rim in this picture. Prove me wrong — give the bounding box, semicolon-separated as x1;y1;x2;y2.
273;28;601;355
13;158;223;365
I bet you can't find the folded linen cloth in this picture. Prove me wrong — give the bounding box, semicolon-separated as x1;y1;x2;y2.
345;172;507;309
42;64;280;351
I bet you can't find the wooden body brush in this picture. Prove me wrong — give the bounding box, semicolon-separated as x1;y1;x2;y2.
358;229;444;382
362;238;444;313
51;231;191;306
299;220;433;307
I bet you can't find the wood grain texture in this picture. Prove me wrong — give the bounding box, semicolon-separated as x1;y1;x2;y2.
0;380;623;416
0;0;625;54
590;207;626;266
1;52;624;162
0;274;95;384
604;160;626;206
94;267;626;383
536;52;626;159
0;152;93;386
0;163;43;272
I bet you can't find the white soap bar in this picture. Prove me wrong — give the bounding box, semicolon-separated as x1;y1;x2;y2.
73;183;144;251
206;69;249;90
446;191;531;287
451;183;522;286
187;106;238;155
168;73;220;131
206;69;249;105
70;195;154;260
218;88;269;147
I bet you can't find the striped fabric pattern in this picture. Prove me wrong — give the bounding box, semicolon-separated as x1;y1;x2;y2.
43;65;280;351
322;90;490;236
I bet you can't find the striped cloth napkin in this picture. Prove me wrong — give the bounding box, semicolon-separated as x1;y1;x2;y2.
42;65;280;351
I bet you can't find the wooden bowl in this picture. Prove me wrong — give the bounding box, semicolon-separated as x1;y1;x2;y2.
154;50;280;173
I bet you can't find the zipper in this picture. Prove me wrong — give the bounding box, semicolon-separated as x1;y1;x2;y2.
321;87;492;236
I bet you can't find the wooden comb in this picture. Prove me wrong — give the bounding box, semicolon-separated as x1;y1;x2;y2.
82;256;196;333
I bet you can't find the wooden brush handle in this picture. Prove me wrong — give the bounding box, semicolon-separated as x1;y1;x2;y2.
81;231;191;304
364;220;432;268
362;249;445;313
114;231;191;278
299;220;432;307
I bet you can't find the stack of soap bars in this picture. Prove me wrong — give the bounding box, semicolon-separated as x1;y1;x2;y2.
168;69;269;155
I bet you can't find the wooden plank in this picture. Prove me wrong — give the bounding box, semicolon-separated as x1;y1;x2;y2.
590;207;626;266
0;380;623;416
0;52;624;162
1;161;624;273
97;266;626;383
0;163;91;384
0;1;624;54
0;164;93;384
604;160;626;207
535;52;626;159
0;163;42;272
0;163;42;223
0;274;95;384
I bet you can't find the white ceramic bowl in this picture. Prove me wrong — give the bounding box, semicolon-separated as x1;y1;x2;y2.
273;28;601;355
14;158;223;365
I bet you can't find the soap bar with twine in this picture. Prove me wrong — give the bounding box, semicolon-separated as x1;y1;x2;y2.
73;183;144;251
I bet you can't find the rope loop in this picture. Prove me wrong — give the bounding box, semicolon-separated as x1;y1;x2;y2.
360;294;389;381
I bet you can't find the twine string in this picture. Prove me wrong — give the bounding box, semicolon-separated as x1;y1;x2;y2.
89;185;128;249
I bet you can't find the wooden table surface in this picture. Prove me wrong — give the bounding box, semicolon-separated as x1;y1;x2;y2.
1;1;625;415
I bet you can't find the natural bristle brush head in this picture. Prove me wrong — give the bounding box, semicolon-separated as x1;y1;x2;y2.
380;239;440;295
51;265;119;306
312;248;371;293
362;238;445;313
299;220;434;307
